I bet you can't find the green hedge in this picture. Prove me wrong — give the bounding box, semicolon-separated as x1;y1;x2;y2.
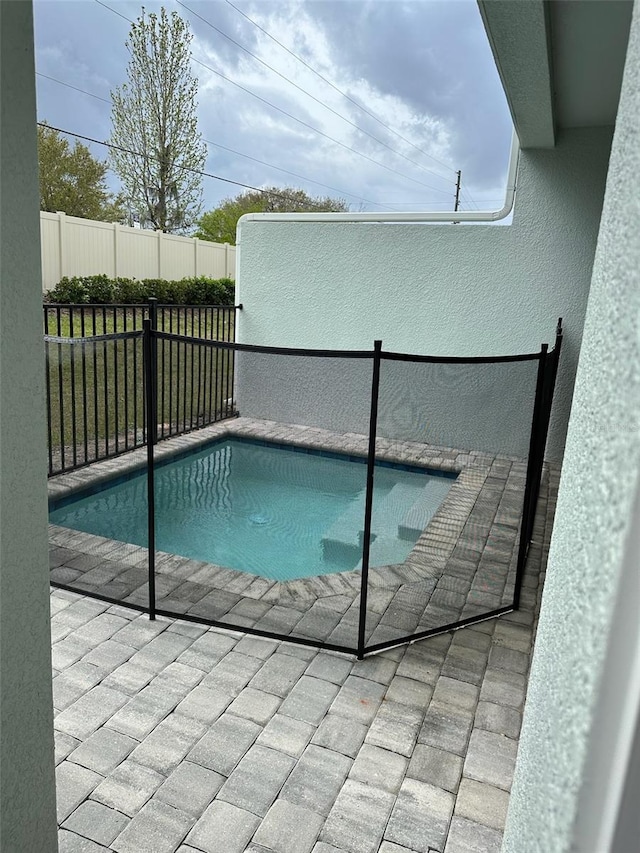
45;274;236;306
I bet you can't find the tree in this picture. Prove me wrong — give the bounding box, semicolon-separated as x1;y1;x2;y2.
38;123;123;221
195;187;349;245
109;7;207;233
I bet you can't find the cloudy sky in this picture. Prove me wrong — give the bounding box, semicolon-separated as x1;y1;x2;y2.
33;0;513;218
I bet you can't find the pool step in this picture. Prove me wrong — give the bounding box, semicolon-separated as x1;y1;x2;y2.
321;480;427;559
355;535;415;569
321;496;366;561
398;478;454;540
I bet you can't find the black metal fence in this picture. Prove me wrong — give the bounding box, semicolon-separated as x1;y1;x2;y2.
44;301;240;475
49;319;562;659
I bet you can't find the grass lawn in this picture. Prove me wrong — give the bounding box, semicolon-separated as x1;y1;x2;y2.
44;305;234;339
46;307;236;473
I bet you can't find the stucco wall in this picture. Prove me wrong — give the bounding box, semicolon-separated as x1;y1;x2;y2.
503;4;640;851
236;126;612;461
0;2;58;849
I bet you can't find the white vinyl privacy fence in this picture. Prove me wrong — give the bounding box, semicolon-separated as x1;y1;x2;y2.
40;211;236;292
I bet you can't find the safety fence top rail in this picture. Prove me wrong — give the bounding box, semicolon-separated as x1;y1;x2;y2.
381;349;543;364
153;328;553;362
153;329;375;359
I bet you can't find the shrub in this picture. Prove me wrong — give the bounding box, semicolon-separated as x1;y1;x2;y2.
180;276;235;305
209;277;235;305
46;276;89;303
113;277;145;303
46;275;235;306
141;278;178;303
85;274;115;303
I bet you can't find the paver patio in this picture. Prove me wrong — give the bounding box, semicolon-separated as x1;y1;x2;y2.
50;422;557;852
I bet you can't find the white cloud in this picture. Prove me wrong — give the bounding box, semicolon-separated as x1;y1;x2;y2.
33;0;512;216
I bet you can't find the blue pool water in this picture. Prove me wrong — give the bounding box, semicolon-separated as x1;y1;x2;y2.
50;439;455;581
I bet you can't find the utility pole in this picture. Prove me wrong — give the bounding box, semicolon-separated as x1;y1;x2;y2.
453;169;461;224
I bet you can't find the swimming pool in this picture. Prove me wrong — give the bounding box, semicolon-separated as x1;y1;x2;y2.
49;438;456;582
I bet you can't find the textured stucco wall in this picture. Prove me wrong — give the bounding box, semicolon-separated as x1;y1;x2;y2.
236;126;611;461
502;4;640;851
0;3;58;850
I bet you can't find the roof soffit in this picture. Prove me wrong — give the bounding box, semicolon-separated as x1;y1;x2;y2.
478;0;555;148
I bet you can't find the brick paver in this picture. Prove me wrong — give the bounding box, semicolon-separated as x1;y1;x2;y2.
49;421;559;852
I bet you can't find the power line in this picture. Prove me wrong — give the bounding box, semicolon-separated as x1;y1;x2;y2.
94;0;133;24
201;138;392;209
191;56;452;197
462;187;478;210
41;119;497;213
36;72;111;104
95;0;452;198
377;198;506;207
176;0;454;189
459;184;477;211
463;188;481;211
224;0;458;180
35;72;393;210
37;121;340;205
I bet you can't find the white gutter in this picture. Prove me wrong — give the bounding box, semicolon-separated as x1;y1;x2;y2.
236;133;520;234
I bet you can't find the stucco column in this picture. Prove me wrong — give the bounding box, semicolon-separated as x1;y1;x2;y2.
0;2;58;850
502;3;640;851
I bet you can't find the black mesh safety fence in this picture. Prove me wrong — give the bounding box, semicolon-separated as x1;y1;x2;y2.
49;468;151;611
162;339;375;651
362;354;541;653
48;322;562;656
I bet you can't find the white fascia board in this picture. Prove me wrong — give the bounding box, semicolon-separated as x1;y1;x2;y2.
478;0;555;148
